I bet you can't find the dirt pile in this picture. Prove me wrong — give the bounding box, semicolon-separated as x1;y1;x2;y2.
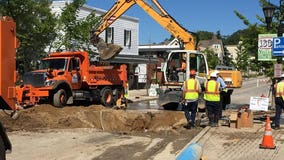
0;104;187;133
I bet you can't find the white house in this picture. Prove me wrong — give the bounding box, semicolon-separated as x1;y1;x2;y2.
51;1;139;56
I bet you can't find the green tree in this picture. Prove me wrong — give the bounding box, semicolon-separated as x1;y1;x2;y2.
223;30;244;45
196;31;214;41
52;0;100;54
216;30;222;39
234;3;275;77
0;0;57;74
203;48;220;69
223;47;234;66
235;42;249;76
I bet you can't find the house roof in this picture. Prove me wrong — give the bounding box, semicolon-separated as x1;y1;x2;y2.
199;36;223;48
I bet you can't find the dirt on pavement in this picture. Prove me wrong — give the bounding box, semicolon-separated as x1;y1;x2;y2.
0;104;193;133
0;104;203;159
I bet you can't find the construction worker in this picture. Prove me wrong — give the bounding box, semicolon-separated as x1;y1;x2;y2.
204;72;221;127
181;70;201;129
214;70;227;118
273;74;284;130
177;59;186;71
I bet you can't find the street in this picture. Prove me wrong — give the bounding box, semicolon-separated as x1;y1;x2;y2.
2;76;274;160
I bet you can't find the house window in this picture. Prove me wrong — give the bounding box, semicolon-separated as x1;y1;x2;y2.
105;27;114;44
124;30;131;47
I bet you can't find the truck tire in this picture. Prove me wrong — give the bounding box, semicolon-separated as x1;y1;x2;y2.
0;136;6;160
53;89;67;107
113;88;124;103
100;87;113;107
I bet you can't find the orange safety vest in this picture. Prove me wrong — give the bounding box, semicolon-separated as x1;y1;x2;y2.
183;78;200;100
275;81;284;99
203;80;220;102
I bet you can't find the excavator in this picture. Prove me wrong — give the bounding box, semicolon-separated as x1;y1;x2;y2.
90;0;209;110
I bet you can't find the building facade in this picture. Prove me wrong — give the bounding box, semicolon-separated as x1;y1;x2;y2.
199;36;225;64
51;1;139;56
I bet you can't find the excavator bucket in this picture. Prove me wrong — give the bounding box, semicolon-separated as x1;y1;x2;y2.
94;37;122;60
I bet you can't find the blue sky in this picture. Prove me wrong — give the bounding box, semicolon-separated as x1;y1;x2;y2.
86;0;265;44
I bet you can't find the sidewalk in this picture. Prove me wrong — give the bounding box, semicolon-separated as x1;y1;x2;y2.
183;124;284;160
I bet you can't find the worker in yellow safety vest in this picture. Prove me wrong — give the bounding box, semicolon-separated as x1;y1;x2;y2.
213;70;227;119
181;70;201;129
273;74;284;130
204;72;221;127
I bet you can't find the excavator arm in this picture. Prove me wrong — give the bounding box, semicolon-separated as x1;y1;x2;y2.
90;1;135;60
134;0;196;50
90;0;196;59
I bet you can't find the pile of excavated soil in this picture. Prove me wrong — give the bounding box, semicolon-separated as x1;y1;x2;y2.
0;104;187;133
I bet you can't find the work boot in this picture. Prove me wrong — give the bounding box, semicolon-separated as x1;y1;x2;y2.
213;123;219;127
272;125;280;130
184;123;191;129
208;115;214;127
191;123;196;129
209;122;214;127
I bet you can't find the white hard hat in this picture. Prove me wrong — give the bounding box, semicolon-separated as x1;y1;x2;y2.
210;72;218;78
281;73;284;78
213;70;220;74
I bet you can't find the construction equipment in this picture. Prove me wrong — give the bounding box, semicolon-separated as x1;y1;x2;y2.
209;65;242;107
0;16;128;110
90;0;209;110
0;16;16;158
91;34;122;60
16;51;128;108
213;65;242;88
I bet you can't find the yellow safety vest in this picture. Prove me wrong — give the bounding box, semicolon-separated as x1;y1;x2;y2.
124;83;129;98
275;81;284;99
203;80;220;102
184;78;200;100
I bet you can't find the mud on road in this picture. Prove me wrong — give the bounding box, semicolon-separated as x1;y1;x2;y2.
0;104;203;160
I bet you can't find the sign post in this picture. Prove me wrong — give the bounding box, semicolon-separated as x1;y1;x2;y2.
274;63;283;78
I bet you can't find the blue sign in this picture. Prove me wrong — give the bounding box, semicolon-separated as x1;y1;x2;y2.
272;37;284;56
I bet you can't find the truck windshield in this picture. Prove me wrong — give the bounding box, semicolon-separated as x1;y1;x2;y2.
39;59;67;70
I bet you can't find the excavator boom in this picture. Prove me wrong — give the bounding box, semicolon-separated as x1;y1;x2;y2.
90;0;196;59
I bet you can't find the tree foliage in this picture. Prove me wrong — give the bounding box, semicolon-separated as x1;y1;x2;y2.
52;0;100;54
196;31;214;41
203;48;220;69
223;47;234;66
233;1;275;77
0;0;57;74
235;42;249;73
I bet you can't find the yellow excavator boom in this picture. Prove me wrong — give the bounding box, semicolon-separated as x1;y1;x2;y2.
90;0;196;59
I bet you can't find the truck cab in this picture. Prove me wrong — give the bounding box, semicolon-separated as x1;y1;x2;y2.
38;56;82;90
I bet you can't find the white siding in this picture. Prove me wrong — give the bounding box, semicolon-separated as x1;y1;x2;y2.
51;1;139;55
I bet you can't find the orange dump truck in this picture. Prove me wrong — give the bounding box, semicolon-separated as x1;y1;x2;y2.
16;51;128;108
0;16;128;111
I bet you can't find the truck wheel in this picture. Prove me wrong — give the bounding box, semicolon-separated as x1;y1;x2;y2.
53;89;67;107
113;88;124;102
0;136;6;160
100;87;113;107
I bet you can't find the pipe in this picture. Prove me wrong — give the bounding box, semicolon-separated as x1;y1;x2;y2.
176;143;203;160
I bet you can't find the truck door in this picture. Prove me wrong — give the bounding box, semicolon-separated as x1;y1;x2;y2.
68;58;82;89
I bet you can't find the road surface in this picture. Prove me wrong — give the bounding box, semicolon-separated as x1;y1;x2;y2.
3;76;272;160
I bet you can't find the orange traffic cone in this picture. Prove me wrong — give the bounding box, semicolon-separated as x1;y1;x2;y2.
259;116;276;149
